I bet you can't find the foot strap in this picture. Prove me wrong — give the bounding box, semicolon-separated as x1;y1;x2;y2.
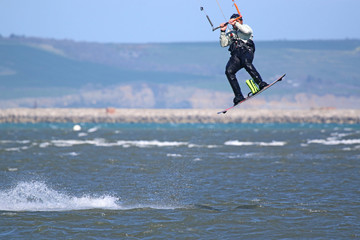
246;79;259;94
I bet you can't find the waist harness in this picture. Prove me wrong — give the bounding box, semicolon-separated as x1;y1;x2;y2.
229;39;255;55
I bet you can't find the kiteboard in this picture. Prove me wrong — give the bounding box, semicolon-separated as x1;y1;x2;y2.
217;74;286;114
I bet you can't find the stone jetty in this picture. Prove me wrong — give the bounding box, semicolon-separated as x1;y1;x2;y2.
0;108;359;124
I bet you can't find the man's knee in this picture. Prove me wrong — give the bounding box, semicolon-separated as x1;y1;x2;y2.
225;68;231;77
244;62;256;73
225;66;236;78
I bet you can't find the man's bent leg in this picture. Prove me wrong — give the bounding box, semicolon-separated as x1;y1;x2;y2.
244;60;262;84
244;61;268;90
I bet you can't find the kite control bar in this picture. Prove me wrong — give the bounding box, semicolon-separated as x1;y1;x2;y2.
212;17;241;31
200;0;242;32
200;6;216;31
200;7;240;31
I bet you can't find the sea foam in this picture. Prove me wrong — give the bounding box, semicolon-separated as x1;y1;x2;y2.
44;139;189;148
307;138;360;145
224;140;287;146
0;181;120;212
0;181;182;212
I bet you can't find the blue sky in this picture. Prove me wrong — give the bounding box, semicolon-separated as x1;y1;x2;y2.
1;0;359;43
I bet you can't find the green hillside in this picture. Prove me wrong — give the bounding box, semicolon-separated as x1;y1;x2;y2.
255;40;360;97
0;41;208;99
0;36;359;108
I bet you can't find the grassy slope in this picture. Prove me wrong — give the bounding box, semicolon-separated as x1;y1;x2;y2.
0;42;208;99
0;38;359;101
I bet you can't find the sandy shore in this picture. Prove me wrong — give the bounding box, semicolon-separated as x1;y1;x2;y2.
0;108;359;124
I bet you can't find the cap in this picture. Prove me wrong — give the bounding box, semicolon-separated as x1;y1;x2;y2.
230;13;243;20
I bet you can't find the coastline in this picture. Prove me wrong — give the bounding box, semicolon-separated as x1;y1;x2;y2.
0;108;359;124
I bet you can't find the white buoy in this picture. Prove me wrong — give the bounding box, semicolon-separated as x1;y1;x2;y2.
73;124;81;131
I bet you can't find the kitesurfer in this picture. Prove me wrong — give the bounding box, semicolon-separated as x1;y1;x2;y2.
220;13;268;105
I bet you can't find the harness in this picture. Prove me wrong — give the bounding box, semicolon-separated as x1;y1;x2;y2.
229;38;255;55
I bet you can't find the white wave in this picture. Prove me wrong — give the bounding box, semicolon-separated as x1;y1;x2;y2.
1;140;31;151
188;144;219;148
0;181;184;212
39;142;51;148
4;147;21;152
40;139;189;148
51;139;91;147
2;138;217;149
0;181;120;212
166;153;182;157
224;140;287;146
330;132;352;138
307;138;360;145
4;146;30;152
62;152;79;156
0;140;30;144
7;168;18;172
116;140;188;148
87;127;99;133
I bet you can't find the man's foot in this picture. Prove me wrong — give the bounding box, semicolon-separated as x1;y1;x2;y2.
233;95;245;106
259;81;269;90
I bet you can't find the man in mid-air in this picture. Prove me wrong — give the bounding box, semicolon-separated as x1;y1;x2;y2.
220;13;268;105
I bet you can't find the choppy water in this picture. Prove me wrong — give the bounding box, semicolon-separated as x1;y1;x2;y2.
1;122;360;239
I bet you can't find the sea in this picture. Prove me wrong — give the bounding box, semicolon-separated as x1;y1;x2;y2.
0;122;359;239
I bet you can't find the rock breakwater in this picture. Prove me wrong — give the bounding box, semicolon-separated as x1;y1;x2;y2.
0;108;359;124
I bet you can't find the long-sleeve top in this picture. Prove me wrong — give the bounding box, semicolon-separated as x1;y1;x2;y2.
220;22;253;48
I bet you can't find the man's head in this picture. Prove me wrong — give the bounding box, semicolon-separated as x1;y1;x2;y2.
230;13;243;23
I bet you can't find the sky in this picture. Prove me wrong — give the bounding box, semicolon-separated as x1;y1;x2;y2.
1;0;360;43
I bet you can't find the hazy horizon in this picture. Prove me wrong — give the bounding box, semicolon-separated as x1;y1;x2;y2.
2;34;359;45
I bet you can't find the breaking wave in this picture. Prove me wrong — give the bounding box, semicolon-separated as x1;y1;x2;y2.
48;139;189;148
2;139;220;151
0;181;120;212
224;140;287;146
0;181;183;212
307;138;360;145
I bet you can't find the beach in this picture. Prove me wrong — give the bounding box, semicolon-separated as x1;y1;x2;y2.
0;108;359;124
